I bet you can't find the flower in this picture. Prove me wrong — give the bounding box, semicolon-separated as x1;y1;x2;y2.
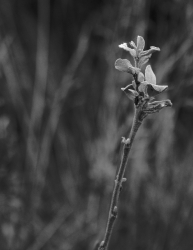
119;36;160;68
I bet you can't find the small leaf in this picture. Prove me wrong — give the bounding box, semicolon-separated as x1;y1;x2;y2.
140;46;160;56
138;54;151;67
115;58;132;73
150;46;160;51
145;65;156;85
144;99;172;113
129;49;137;58
138;81;148;96
137;36;145;51
162;99;172;107
148;100;172;107
130;41;137;49
137;72;145;82
118;43;129;50
128;89;139;96
115;59;140;74
121;84;138;100
132;80;137;90
119;43;136;57
147;84;168;96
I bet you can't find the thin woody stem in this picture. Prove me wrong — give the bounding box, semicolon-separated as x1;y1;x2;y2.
98;106;145;250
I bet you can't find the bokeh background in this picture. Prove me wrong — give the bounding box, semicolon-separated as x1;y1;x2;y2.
0;0;193;249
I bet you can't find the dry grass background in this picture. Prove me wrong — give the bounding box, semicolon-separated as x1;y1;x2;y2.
0;0;193;249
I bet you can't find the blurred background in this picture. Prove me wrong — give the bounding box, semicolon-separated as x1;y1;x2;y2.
0;0;193;249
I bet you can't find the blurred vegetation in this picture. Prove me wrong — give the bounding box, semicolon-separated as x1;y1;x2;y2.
0;0;193;250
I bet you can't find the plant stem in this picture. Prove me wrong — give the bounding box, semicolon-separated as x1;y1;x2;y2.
98;106;145;250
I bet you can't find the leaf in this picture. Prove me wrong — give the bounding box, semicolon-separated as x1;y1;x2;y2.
140;46;160;56
149;100;172;107
144;99;172;113
145;65;156;85
115;59;140;74
137;36;145;51
119;43;136;57
121;84;138;100
129;49;137;58
115;58;132;72
147;84;168;96
132;80;137;90
138;54;151;67
129;41;137;49
137;72;145;82
138;81;148;96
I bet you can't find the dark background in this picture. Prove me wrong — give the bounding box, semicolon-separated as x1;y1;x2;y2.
0;0;193;249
